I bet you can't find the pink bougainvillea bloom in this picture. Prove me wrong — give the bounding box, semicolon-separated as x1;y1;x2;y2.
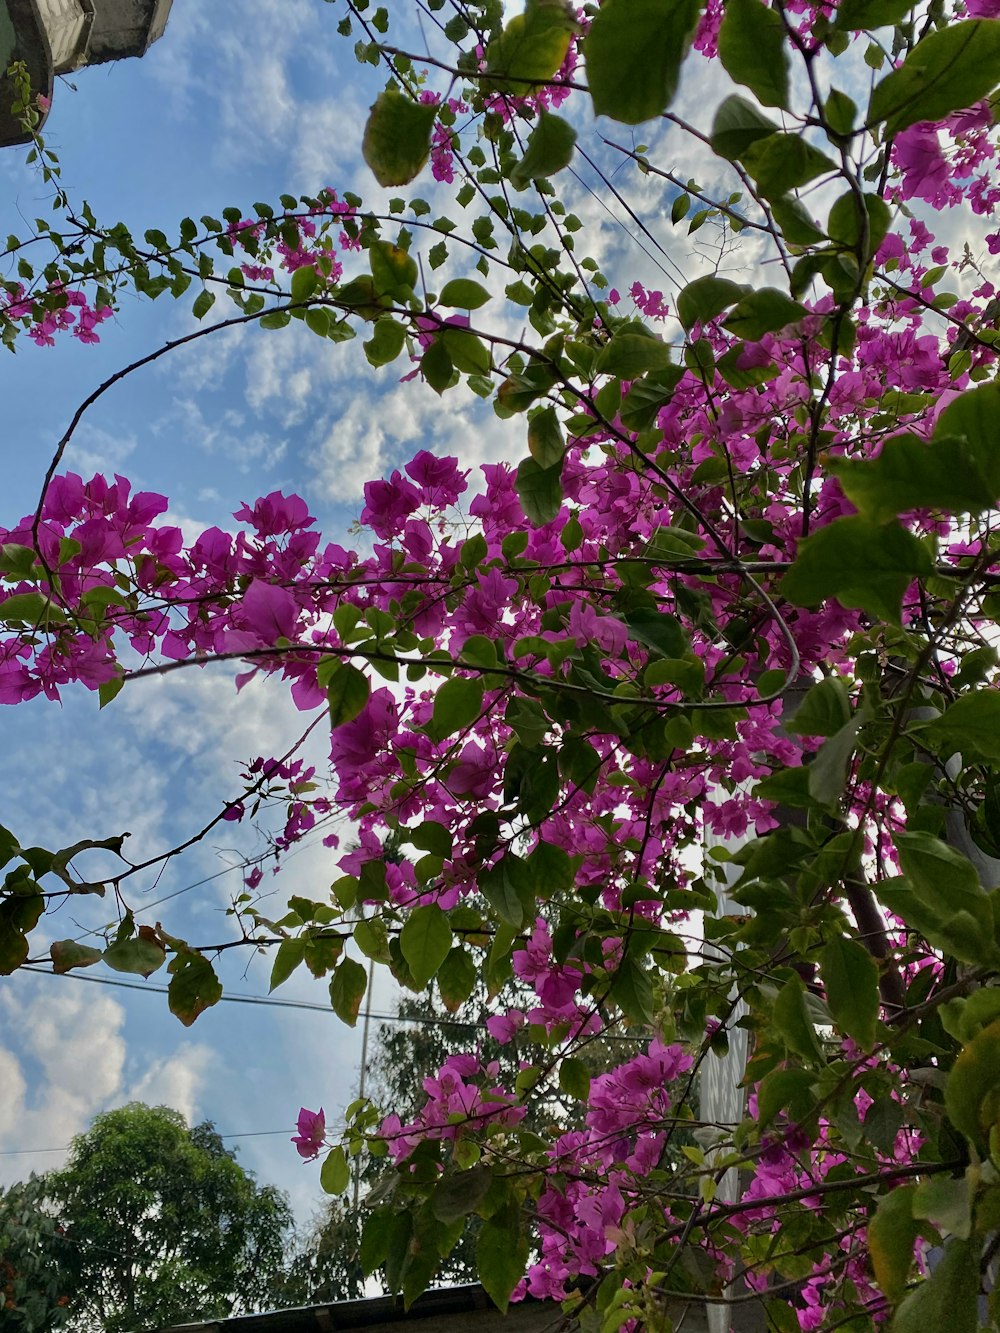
291;1106;326;1159
239;579;300;643
892;124;951;202
234;491;314;536
404;450;468;505
360;471;422;540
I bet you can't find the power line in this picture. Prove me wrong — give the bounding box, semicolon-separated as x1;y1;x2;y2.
20;965;646;1041
19;964;484;1025
0;1129;295;1159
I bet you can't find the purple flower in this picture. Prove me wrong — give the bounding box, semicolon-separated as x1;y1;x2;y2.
291;1106;326;1159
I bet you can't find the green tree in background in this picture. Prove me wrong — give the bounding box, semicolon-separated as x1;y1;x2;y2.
0;1176;73;1333
45;1103;291;1333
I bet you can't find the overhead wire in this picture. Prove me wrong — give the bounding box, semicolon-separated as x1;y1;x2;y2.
20;964;649;1043
0;1129;295;1159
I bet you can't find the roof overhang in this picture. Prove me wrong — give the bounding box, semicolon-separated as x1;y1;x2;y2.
0;0;55;148
157;1286;571;1333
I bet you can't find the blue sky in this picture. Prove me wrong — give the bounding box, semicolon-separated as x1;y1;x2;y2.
0;0;448;1224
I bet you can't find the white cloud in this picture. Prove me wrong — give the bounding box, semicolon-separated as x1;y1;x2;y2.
126;1043;213;1122
0;1046;28;1145
66;423;139;478
0;984;126;1183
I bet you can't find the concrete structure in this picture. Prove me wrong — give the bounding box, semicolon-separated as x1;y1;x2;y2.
0;0;170;146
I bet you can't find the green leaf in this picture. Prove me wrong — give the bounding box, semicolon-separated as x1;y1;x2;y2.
360;1208;398;1277
923;689;1000;764
49;939;103;973
437;946;477;1012
722;288;806;340
624;608;686;659
946;1018;1000;1154
835;0;914;29
369;241;418;299
362;86;438;187
429;676;484;741
584;0;702;124
363;318;408;368
438;278;491;310
167;951;223;1026
409;820;453;857
610;955;655;1024
677;275;748;330
710;94;780;160
868;20;1000;136
807;717;861;805
527;840;574;894
868;1185;919;1304
527;405;564;469
485;0;577;91
595;332;673;375
942;989;1000;1044
824;87;858;137
912;1175;972;1240
421;337;455;394
757;1067;816;1128
896;831;989;924
0;543;39;580
878;882;996;969
781;516;933;624
400;904;453;988
820;935;879;1050
354;917;390;964
431;1165;493;1224
891;1237;978;1332
268;937;306;992
876;833;998;969
718;0;790;107
559;1056;591;1101
772;974;825;1063
829;432;998;524
290;264;318;302
104;933;167;979
0;592;65;626
480;856;534;929
98;674;125;709
763;1299;804;1333
329;956;368;1027
192;288;216;320
771;194;825;245
516;457;564;526
741;132;836;198
619;367;685;430
318;660;370;727
934;384;1000;495
476;1207;529;1312
441;326;491;375
786;677;852;737
501;707;549;765
826;189;892;258
320;1145;351;1195
510;111;577;188
305;307;331;338
0;892;42;975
